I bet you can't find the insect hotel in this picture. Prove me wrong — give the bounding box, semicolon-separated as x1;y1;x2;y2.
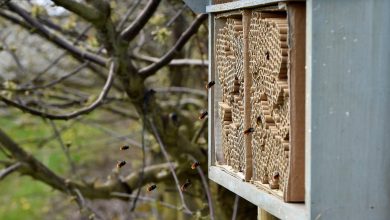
184;0;390;219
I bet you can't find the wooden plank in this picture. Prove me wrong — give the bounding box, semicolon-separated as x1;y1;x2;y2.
284;2;305;202
242;9;253;181
207;0;304;13
307;0;390;219
209;166;306;219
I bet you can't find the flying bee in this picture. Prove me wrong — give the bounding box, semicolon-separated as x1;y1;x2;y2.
116;160;126;168
243;127;255;135
120;145;130;150
180;179;192;192
147;184;157;192
205;81;215;89
191;161;200;169
199;111;208;120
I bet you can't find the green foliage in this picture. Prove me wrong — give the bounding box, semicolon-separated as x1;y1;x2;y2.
152;27;172;45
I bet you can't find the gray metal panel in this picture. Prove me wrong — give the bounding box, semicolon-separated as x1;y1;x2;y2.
209;166;306;219
307;0;390;219
182;0;209;13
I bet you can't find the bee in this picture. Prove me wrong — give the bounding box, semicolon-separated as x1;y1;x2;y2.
120;145;130;150
205;81;215;89
243;127;255;135
198;111;208;120
265;51;270;60
147;184;157;192
116;160;126;168
191;161;200;169
272;172;280;180
180;179;192;192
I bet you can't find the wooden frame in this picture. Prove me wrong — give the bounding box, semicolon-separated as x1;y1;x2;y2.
209;0;306;203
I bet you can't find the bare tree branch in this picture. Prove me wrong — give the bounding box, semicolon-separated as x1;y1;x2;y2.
116;0;142;31
120;0;161;42
111;192;181;211
0;162;21;181
0;127;176;199
138;14;208;78
132;53;208;67
0;62;115;120
5;2;107;66
49;120;76;173
154;87;207;98
188;155;215;220
50;0;102;23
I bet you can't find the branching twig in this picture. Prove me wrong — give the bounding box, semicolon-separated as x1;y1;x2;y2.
131;53;208;67
139;14;208;78
6;2;107;66
188;155;215;220
0;162;21;181
149;120;193;215
0;128;176;199
154;87;207;98
191;118;208;144
0;62;115;120
49;120;76;173
116;0;142;31
120;0;161;42
111;192;180;211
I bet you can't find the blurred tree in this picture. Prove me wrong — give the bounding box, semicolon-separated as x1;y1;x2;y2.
0;0;256;219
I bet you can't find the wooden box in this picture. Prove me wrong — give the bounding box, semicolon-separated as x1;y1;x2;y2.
208;1;305;202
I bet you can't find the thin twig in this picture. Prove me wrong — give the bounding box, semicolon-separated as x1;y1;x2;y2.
188;155;215;220
81;120;142;149
232;195;240;220
165;4;186;27
116;0;142;31
139;14;208;78
6;2;107;66
31;25;93;83
131;53;208;67
120;0;161;42
49;120;76;173
191;118;208;144
0;162;21;181
130;105;147;211
9;62;89;92
154;87;207;98
73;188;106;220
0;62;115;120
111;192;180;211
149;120;193;215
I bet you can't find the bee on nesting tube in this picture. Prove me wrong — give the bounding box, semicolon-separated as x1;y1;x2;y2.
116;160;126;168
120;145;129;150
191;161;200;169
147;184;157;192
273;172;280;180
205;81;215;89
198;111;208;120
243;127;255;135
180;179;192;192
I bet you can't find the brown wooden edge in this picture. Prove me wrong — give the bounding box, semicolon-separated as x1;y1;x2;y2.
284;2;306;202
